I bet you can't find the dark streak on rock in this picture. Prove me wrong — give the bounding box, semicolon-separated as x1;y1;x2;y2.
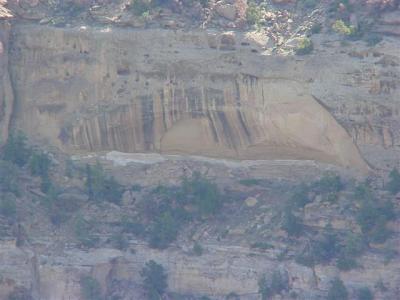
206;110;219;143
140;95;154;151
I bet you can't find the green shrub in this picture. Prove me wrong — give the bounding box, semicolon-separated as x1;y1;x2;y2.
180;171;221;216
130;0;152;16
327;278;348;300
364;33;382;46
29;152;51;178
375;279;387;292
86;162;123;204
149;211;180;249
258;271;288;300
0;193;17;219
80;276;102;300
296;227;340;267
312;228;340;263
387;168;400;195
40;175;54;194
74;216;99;248
141;260;168;300
311;23;322;34
357;287;373;300
111;232;129;250
313;172;343;194
246;2;264;27
356;199;395;244
323;192;338;203
336;254;358;271
226;292;240;300
302;0;319;9
250;241;274;250
383;247;398;264
2;131;32;167
131;184;142;191
290;184;311;208
332;20;355;36
281;209;303;237
258;274;272;300
193;242;203;256
141;172;221;249
65;158;75;178
295;38;314;55
341;233;365;257
353;183;374;202
0;160;19;194
121;216;146;236
270;270;288;295
368;217;391;244
295;249;315;267
239;178;263;186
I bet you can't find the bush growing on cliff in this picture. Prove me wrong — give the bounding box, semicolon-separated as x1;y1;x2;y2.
295;38;313;55
357;287;373;300
356;198;395;244
111;232;129;250
85;162;123;204
327;278;348;300
336;233;366;271
281;208;303;237
80;276;102;300
312;226;340;263
2;131;32;167
149;211;180;249
0;160;19;195
290;184;311;208
258;271;289;300
313;172;343;194
74;216;99;248
121;215;146;237
332;20;355;36
246;2;265;27
141;260;168;300
193;241;203;256
226;292;240;300
179;171;221;216
29;151;51;178
300;0;319;9
129;0;152;16
140;172;220;249
296;226;341;267
387;167;400;194
0;193;17;219
258;274;271;300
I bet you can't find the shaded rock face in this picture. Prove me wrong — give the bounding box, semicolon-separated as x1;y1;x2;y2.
2;242;399;300
9;25;370;171
0;20;13;145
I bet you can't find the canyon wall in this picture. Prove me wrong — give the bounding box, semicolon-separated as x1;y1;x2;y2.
2;240;399;299
0;19;13;145
9;24;400;172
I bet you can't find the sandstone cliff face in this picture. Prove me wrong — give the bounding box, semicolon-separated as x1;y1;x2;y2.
0;9;399;299
2;239;399;300
0;19;13;145
8;25;380;172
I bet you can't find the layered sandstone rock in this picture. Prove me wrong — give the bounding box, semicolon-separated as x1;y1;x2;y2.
2;241;398;299
8;25;381;172
0;3;13;145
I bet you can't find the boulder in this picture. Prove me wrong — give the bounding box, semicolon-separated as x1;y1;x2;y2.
215;3;237;21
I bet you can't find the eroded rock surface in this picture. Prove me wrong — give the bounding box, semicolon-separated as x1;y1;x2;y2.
9;25;380;172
